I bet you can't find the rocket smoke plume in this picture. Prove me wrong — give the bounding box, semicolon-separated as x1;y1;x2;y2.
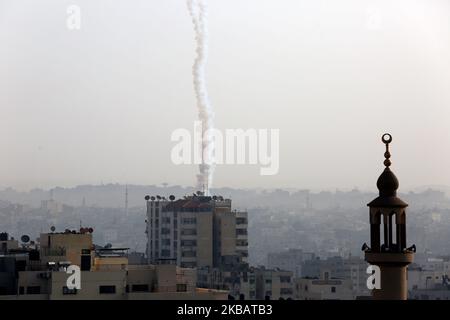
187;0;215;195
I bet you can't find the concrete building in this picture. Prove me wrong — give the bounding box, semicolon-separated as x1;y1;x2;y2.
145;194;248;269
0;233;18;254
197;255;255;300
234;211;249;265
407;256;450;299
40;199;63;216
254;267;294;300
0;228;227;300
363;134;415;300
267;249;314;278
294;272;354;300
39;229;93;268
301;256;370;297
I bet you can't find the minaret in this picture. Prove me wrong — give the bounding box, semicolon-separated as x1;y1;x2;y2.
364;133;415;300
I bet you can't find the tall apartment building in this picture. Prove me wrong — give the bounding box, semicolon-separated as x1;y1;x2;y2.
145;194;248;269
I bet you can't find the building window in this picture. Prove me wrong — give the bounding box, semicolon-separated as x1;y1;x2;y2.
132;284;149;292
181;262;197;268
19;287;24;295
177;284;187;292
280;276;291;283
236;240;248;246
265;278;272;284
161;249;171;257
162;239;171;246
62;286;77;295
280;288;293;295
26;286;41;295
181;240;197;246
236;229;247;236
99;285;116;294
331;286;336;293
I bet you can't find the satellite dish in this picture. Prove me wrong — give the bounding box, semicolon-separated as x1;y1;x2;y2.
212;196;217;200
145;195;150;201
21;235;30;243
50;226;56;232
88;227;94;233
150;196;156;201
169;195;175;201
156;195;161;200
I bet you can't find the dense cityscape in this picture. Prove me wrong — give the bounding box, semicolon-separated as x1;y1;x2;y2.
1;184;449;299
1;1;449;317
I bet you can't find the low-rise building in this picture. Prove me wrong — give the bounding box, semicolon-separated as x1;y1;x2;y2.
294;272;354;300
0;228;227;300
255;267;294;300
267;249;314;278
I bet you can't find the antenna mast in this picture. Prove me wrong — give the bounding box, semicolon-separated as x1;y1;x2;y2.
125;185;129;216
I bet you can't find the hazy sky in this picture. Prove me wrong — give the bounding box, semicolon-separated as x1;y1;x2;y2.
1;0;450;191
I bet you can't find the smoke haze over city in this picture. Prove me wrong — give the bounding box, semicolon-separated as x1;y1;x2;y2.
1;0;450;191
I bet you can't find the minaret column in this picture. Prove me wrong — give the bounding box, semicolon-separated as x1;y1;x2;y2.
363;133;415;300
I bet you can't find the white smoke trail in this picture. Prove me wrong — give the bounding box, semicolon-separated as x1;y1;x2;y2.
187;0;215;195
